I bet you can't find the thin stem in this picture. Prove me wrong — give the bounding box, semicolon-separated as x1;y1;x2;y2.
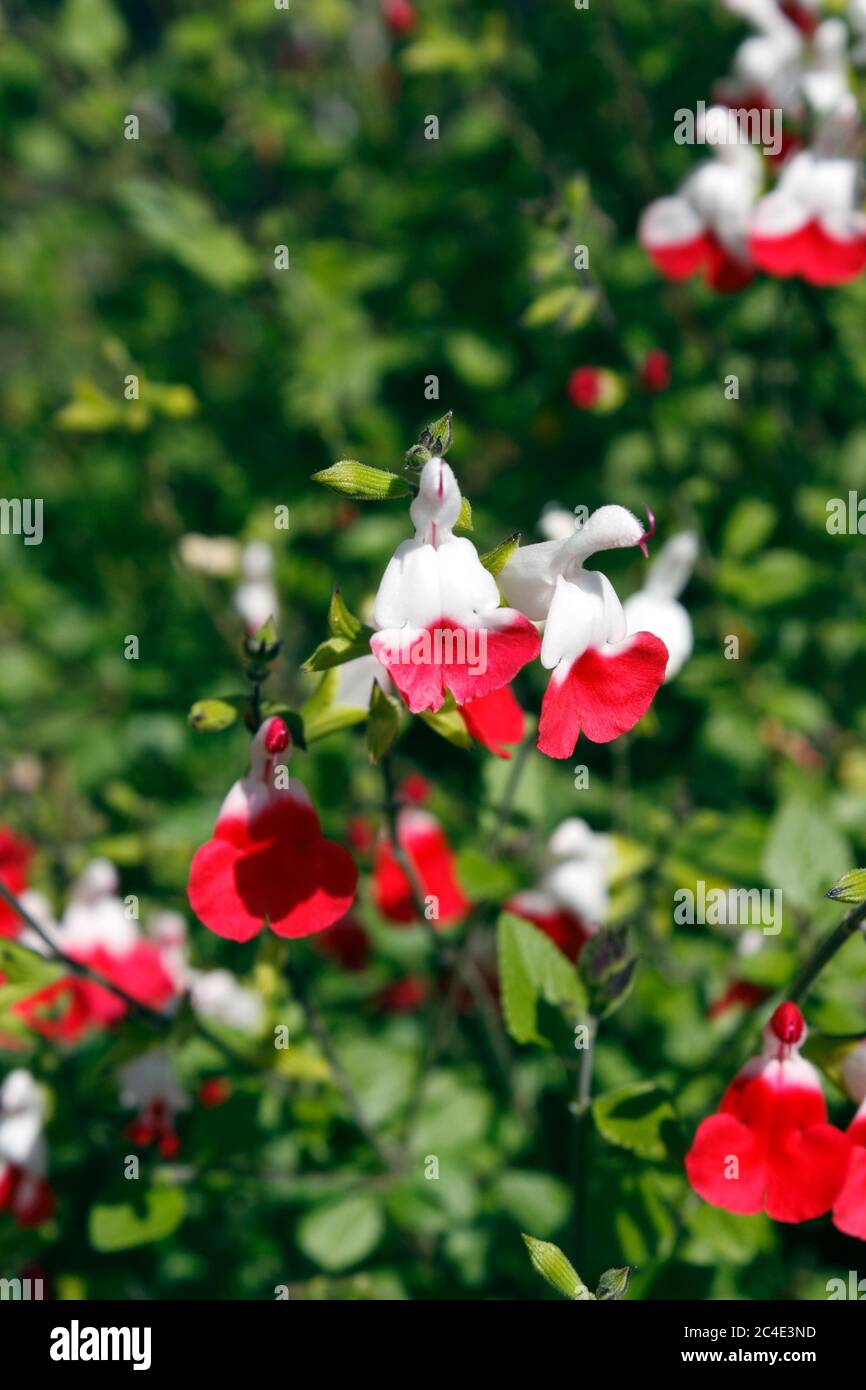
572;1017;596;1272
288;964;401;1171
788;899;866;1005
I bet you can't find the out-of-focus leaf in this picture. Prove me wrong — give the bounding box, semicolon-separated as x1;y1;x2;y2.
89;1189;186;1251
297;1194;385;1272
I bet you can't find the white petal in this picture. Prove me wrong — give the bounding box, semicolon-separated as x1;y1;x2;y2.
498;539;563;620
623;591;693;681
410;457;462;544
561;505;645;567
540;572;626;671
334;653;386;708
639;195;704;250
643;531;698;600
373;539;442;629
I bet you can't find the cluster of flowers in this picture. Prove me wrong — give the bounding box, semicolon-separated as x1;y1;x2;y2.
0;831;267;1220
687;1002;866;1238
640;0;866;289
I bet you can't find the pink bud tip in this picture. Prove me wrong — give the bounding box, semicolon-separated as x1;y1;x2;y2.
638;507;656;559
770;1001;805;1044
264;717;290;754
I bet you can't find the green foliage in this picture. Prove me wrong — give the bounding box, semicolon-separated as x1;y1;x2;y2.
2;0;866;1305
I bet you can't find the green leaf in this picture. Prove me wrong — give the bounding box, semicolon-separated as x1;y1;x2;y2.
521;1234;591;1301
300;669;368;743
762;794;850;912
522;284;596;332
479;532;520;577
297;1193;385;1272
496;912;585;1046
89;1188;186;1252
302;632;372;673
0;937;62;988
596;1265;632;1301
419;696;473;749
311;461;411;501
366;682;401;763
493;1171;572;1236
457;495;473;531
188;697;243;733
117;178;257;292
592;1082;682;1161
328;587;362;641
826;868;866;904
456;848;518;902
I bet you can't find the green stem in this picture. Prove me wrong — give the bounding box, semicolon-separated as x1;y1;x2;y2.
787;899;866;1005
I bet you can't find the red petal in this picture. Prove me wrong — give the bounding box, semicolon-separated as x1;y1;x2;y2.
537;633;668;758
459;685;525;758
374;617;540;714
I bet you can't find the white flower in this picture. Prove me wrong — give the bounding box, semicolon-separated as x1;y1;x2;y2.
622;531;698;681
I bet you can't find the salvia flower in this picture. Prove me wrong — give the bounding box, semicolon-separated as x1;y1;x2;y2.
15;861;176;1041
622;531;698;682
0;1070;55;1228
686;1002;851;1222
188;716;358;942
370;457;541;713
374;807;470;927
508;818;611;961
499;506;669;758
0;826;34;939
119;1051;190;1159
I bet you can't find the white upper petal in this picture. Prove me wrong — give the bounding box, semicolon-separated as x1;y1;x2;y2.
643;531;698;599
373;536;501;631
540;572;627;671
622;591;693;681
561;504;646;567
333;653;388;708
410;457;462;545
639;195;705;249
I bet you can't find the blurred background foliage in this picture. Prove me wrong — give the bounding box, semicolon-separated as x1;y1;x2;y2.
2;0;866;1300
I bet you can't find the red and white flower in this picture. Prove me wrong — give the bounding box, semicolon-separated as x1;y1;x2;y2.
508;818;611;960
370;458;540;714
0;826;34;939
622;531;698;682
750;99;866;283
0;1070;55;1228
686;1002;851;1222
15;861;177;1041
374;808;470;927
499;505;669;758
119;1051;191;1159
188;716;358;942
639;107;762;292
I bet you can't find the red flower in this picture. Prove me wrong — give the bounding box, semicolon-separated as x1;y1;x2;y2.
459;685;524;759
507;893;595;962
707;979;771;1020
198;1077;232;1109
382;0;417;36
0;827;33;939
313;914;370;972
567;367;602;410
377;975;429;1012
188;717;358;942
639;349;671;393
833;1099;866;1240
0;1165;55;1228
400;773;432;805
374;808;470;927
686;1002;851;1223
